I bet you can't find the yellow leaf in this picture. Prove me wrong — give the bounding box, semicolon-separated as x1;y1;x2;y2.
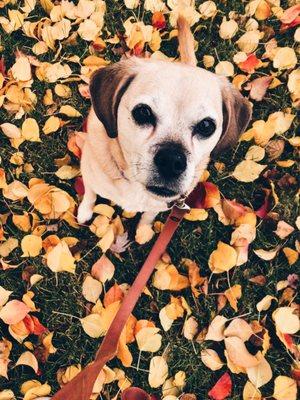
153;265;189;291
21;235;42;257
93;204;115;219
55;165;80;180
233;160;266;182
82;275;102;303
219;17;238;39
80;313;104;338
21;380;51;400
21;119;40;142
184;208;208;221
243;381;262;400
236;30;263;53
282;247;299;266
245;145;265;162
272;307;300;334
183;316;198;340
215;61;234;77
273;376;297;400
225;336;260;368
254;246;280;261
136;327;162;352
42;116;61;134
0;286;12;307
0;238;19;258
59;105;82;118
11;57;32;81
246;352;272;388
15;351;38;373
205;315;228;341
224;318;253;341
0;390;15;400
0;123;21;139
224;284;242;312
276;160;295;167
46;241;76;273
148;356;168;388
40;0;54;14
3;180;28;200
98;226;115;253
201;348;223;371
208;241;237;274
273;47;297;70
256;295;277;312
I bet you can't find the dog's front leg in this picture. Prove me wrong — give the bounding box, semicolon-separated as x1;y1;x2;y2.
137;211;158;230
77;185;97;224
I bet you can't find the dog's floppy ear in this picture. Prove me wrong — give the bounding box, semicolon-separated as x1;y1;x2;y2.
89;63;136;138
212;80;252;156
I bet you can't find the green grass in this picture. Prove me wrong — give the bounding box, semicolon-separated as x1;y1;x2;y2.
0;1;299;399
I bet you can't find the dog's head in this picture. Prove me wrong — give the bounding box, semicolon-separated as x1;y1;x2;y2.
90;58;251;200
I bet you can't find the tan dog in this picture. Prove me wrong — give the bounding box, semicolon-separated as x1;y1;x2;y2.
78;16;252;229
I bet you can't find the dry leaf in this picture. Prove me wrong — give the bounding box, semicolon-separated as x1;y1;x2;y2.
243;381;262;400
15;351;38;373
201;349;223;371
21;235;42;257
0;300;30;325
205;315;228;341
225;337;260;368
136;327;162;352
274;221;295;239
208;241;237;274
82;275;102;303
46;241;76;274
273;376;297;400
224;318;253;341
80;314;104;338
148;356;168;388
246;352;272;388
232;160;267;182
272;307;300;334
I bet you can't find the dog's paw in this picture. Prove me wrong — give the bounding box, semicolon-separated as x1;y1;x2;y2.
135;224;155;244
77;203;93;224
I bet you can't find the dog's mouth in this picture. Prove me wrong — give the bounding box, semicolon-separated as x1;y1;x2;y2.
146;185;179;198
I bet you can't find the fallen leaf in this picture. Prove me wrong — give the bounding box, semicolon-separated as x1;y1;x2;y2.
243;381;262;400
82;275;102;303
208;372;232;400
208;241;237;274
15;351;38;373
136;327;162;352
272;307;300;334
274;221;295;239
246;352;272;388
148;356;168;388
225;337;260;368
205;315;228;341
0;300;30;325
201;349;223;371
273;375;297;400
232;160;267;182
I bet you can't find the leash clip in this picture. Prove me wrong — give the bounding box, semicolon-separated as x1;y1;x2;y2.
173;195;190;211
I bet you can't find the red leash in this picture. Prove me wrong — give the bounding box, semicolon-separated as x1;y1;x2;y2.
52;203;190;400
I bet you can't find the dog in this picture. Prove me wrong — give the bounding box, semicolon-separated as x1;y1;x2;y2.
77;15;252;230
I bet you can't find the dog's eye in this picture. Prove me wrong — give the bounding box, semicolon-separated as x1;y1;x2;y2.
132;104;156;126
193;118;216;138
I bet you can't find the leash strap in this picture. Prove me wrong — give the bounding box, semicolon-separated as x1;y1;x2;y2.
52;205;188;400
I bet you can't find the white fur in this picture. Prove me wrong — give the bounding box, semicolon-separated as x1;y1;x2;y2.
79;58;224;225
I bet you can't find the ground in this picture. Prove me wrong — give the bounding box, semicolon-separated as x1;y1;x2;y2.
0;1;299;399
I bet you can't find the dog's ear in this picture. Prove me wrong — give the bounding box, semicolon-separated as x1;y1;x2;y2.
89;63;136;138
212;80;252;156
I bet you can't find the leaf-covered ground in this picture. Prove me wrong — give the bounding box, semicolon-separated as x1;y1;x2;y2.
0;1;299;399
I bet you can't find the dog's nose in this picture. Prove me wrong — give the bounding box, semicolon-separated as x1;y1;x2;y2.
154;143;187;180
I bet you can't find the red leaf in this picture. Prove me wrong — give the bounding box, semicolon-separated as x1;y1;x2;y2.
152;12;166;30
74;177;85;196
122;387;151;400
238;53;260;74
187;182;220;209
208;372;232;400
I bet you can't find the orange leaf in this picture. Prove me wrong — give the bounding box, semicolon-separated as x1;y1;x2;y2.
103;283;124;307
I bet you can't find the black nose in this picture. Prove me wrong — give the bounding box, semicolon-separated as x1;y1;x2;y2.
154;142;187;180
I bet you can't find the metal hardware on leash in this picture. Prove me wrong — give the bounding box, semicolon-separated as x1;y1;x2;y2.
173;194;190;211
